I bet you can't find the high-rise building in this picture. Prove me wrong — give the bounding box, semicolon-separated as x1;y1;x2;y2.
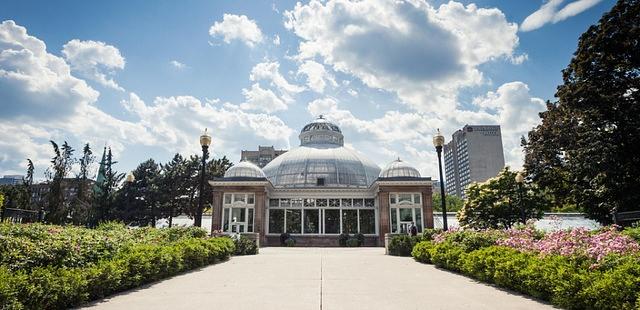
240;146;287;168
443;125;505;198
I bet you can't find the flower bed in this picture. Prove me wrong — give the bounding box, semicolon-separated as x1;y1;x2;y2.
411;226;640;309
0;222;235;309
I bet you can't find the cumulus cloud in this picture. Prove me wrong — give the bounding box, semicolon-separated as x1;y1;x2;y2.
285;0;519;113
62;39;125;91
297;60;337;93
521;0;603;32
209;14;263;47
240;83;288;113
249;61;304;101
122;93;293;155
471;82;546;168
0;20;99;121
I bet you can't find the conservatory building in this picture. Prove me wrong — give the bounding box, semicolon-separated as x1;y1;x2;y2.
209;117;434;246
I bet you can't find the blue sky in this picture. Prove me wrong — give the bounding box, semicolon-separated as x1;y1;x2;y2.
0;0;616;180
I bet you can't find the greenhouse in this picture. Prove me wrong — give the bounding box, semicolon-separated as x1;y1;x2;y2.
209;116;434;246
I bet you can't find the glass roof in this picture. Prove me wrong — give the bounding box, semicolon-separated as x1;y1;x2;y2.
224;161;266;178
379;159;421;178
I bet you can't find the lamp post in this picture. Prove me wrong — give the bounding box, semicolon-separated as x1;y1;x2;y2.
195;128;211;227
433;129;448;231
125;172;135;223
515;171;525;224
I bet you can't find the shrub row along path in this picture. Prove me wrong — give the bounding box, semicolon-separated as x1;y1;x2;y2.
81;247;553;310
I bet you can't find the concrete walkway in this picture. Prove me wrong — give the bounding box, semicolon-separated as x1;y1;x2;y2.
82;248;554;310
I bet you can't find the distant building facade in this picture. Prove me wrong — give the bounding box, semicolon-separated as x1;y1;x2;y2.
30;178;96;206
444;125;505;198
0;175;24;185
241;146;287;168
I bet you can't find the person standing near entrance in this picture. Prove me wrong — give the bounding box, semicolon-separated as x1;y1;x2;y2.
409;222;417;237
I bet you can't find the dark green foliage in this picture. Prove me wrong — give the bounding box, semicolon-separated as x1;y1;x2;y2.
622;226;640;242
432;193;464;212
412;240;640;309
346;238;359;247
233;236;259;255
339;233;365;247
0;222;234;310
388;235;422;256
284;238;296;247
523;0;640;224
457;167;548;229
421;228;443;241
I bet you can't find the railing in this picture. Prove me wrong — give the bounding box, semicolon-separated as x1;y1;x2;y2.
612;210;640;226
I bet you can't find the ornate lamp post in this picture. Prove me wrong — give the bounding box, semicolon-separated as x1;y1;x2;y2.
433;129;448;231
195;128;211;227
515;171;525;224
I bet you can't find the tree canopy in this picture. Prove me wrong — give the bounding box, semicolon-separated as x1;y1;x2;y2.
523;0;640;224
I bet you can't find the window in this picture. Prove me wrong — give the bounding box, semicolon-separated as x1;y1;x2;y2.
223;208;230;231
269;209;284;233
341;198;352;207
390;195;396;204
364;199;375;207
399;208;413;222
413;194;421;204
234;194;246;203
324;209;340;234
317;178;325;186
398;194;412;203
353;199;364;207
224;194;232;204
304;209;319;234
414;208;422;232
391;208;398;233
247;194;255;205
291;199;303;208
280;199;291;208
342;209;358;234
286;209;302;233
248;209;254;232
329;199;340;207
359;209;375;234
269;199;279;207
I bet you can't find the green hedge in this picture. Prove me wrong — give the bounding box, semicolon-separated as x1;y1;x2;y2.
388;235;422;256
0;237;234;310
412;241;640;309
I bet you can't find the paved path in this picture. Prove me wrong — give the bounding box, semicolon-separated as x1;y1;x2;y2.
82;248;554;310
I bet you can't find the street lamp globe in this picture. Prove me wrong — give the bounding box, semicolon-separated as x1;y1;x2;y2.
126;172;135;183
433;128;445;147
515;171;525;184
200;128;212;147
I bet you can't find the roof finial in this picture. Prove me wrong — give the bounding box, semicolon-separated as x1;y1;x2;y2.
318;114;324;119
397;156;401;161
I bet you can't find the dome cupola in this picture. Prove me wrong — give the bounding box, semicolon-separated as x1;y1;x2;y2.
224;160;266;178
379;158;421;178
298;115;344;146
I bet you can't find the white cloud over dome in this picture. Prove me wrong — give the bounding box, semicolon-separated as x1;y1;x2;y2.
285;0;520;113
241;83;288;113
62;39;126;91
209;14;264;47
297;60;337;93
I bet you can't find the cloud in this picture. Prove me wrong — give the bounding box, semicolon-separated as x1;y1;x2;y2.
170;60;187;69
471;81;546;168
521;0;603;32
285;0;519;113
297;60;337;93
209;14;263;47
0;20;99;121
273;35;280;46
249;61;304;101
122;93;294;155
240;83;288;113
62;39;125;91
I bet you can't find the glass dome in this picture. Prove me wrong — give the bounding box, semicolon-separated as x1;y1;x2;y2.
379;159;421;178
263;117;380;188
224;161;266;178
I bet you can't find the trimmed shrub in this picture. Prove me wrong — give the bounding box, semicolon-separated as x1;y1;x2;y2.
411;241;435;263
355;233;365;246
285;238;296;247
346;237;359;247
338;233;349;247
0;236;234;310
233;236;259;255
421;228;443;241
279;233;291;246
388;235;421;256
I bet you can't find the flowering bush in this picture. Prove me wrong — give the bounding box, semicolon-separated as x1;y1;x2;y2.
497;226;640;262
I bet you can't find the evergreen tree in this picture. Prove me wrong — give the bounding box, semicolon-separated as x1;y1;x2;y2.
92;147;124;224
158;154;190;227
71;144;94;225
44;141;75;224
523;0;640;224
114;159;161;226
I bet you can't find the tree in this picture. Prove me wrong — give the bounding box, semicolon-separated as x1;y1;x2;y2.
523;0;640;224
432;193;464;212
457;167;548;229
158;154;190;227
44;141;75;224
93;147;124;224
70;144;94;225
114;159;162;226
